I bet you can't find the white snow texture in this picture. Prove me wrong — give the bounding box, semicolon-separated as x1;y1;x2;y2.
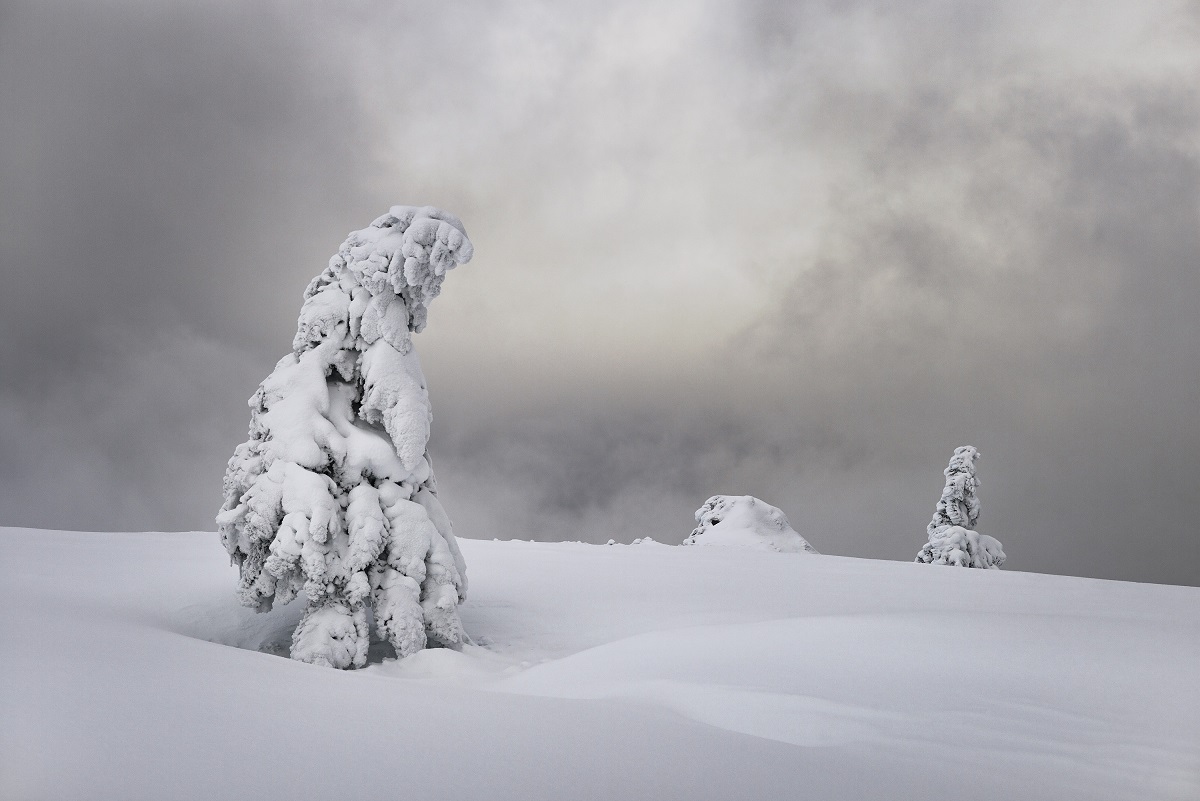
8;528;1196;801
916;446;1006;568
217;206;473;668
683;495;819;553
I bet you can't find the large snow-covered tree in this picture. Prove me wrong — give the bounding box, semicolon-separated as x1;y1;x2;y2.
916;446;1006;569
217;206;473;668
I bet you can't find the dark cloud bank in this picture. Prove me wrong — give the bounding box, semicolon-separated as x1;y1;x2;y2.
1;0;1197;586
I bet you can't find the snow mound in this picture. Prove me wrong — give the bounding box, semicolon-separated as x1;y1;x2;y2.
682;495;819;553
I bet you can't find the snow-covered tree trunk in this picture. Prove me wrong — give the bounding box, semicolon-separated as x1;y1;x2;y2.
916;446;1005;569
217;206;473;668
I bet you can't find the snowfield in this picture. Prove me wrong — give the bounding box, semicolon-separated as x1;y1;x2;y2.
2;528;1197;800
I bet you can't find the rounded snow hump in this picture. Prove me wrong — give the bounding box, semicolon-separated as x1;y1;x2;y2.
683;495;819;554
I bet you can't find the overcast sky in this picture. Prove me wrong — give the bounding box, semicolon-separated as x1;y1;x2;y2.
1;0;1197;585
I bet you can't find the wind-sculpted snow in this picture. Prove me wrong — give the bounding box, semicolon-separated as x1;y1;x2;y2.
682;495;819;553
217;206;473;668
917;446;1006;568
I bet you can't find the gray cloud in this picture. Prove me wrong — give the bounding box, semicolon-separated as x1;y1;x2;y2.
728;3;1200;584
1;0;1197;585
0;1;386;529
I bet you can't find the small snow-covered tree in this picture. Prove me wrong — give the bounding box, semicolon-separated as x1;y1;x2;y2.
916;446;1005;569
683;495;819;553
217;206;474;668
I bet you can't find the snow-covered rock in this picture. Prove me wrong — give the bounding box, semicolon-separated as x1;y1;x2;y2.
216;206;473;667
682;495;819;553
917;446;1005;568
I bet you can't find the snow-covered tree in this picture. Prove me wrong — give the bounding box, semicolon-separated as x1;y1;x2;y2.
683;495;819;553
916;446;1005;569
217;206;474;668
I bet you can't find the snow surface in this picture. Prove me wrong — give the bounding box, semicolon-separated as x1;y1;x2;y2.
2;527;1197;800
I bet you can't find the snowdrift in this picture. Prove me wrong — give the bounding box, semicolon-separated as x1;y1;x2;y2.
1;527;1196;801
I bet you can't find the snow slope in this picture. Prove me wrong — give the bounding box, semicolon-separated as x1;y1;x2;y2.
2;528;1197;800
